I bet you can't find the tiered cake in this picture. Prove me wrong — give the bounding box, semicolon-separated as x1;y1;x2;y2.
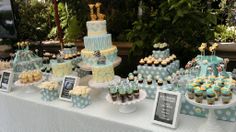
81;4;118;66
81;3;117;83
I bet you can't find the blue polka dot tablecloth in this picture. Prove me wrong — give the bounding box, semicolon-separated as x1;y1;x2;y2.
180;97;236;122
41;89;59;101
71;95;91;109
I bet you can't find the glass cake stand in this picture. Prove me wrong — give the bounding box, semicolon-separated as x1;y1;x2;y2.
14;77;45;94
78;57;122;71
106;90;147;113
185;93;236;132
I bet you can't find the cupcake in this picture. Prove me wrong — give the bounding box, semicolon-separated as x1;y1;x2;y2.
153;43;160;50
147;59;152;66
126;87;133;101
187;84;195;99
77;51;81;57
200;86;207;99
52;54;57;60
166;76;172;84
133;85;140;99
154;75;160;83
194;87;203;103
161;61;167;67
147;75;152;85
138;76;143;84
128;74;134;82
109;86;118;101
118;87;126;103
139;59;145;65
208;75;216;82
206;89;216;105
154;60;160;66
221;88;232;104
133;70;138;76
158;79;163;86
212;84;220;100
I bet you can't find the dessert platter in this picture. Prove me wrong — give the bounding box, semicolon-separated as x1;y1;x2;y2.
14;70;45;93
106;81;146;113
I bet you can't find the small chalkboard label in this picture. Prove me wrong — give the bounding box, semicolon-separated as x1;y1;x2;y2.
59;76;78;101
152;90;181;128
0;70;13;92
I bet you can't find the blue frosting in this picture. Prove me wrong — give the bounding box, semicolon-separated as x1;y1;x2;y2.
152;49;170;59
84;34;112;51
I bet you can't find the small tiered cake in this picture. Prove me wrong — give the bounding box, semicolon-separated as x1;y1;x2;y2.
81;3;118;65
137;42;180;79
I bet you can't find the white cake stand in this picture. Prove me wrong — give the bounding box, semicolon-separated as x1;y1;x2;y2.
185;93;236;132
78;57;122;71
14;77;45;93
88;75;121;89
106;90;147;114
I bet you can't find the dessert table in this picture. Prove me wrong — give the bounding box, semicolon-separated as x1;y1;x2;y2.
0;76;235;132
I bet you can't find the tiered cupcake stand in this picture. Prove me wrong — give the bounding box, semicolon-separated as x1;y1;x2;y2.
185;93;236;132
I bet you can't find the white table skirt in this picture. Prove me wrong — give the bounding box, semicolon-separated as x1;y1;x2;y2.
0;76;235;132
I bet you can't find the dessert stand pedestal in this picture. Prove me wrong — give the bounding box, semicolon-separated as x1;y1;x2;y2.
14;77;45;94
185;93;236;132
78;57;122;71
106;90;146;114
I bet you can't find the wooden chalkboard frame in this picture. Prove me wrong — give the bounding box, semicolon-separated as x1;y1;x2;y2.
0;70;13;92
59;76;78;101
152;90;181;129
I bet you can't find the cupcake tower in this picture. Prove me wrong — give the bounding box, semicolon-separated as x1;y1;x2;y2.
187;76;236;104
108;81;140;103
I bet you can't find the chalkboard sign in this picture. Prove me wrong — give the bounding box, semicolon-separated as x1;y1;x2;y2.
59;76;78;101
152;90;181;128
0;70;13;92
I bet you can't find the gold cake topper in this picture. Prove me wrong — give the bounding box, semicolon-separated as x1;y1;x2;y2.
88;2;106;21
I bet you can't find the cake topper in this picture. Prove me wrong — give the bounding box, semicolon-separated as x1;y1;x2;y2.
93;50;106;65
95;2;105;20
88;4;97;21
88;2;106;21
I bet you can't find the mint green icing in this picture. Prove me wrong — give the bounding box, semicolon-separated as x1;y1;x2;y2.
207;89;215;96
127;87;133;94
221;88;231;95
109;86;117;94
118;87;126;94
194;88;203;95
212;85;220;91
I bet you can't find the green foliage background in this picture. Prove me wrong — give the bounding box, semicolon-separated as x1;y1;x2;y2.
127;0;218;66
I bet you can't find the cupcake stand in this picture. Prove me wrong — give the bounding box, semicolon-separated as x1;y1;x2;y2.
185;93;236;132
106;89;147;113
14;77;45;93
